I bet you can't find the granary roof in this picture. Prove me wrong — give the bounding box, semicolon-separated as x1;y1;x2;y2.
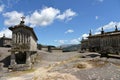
81;39;88;42
9;20;38;40
88;30;120;38
0;34;11;40
0;37;12;40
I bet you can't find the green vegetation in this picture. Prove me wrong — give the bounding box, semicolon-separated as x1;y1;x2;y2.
62;44;80;52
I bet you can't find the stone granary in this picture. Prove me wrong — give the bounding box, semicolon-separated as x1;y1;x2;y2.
8;17;38;70
81;25;120;54
0;34;12;47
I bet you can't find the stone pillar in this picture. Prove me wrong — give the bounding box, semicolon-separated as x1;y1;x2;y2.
25;35;27;44
28;36;30;43
12;33;15;43
21;34;23;43
14;33;16;43
26;34;28;44
23;34;24;43
16;33;18;43
20;33;21;43
18;33;20;43
10;52;16;66
24;34;26;44
26;52;32;68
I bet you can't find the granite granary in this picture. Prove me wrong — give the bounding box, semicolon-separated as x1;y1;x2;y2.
8;17;38;70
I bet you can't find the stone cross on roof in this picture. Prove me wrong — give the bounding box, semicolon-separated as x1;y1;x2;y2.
89;29;92;36
20;16;25;25
21;16;25;21
3;34;5;37
101;27;104;34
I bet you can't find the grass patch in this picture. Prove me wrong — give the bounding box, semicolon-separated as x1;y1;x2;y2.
8;68;36;77
73;63;86;69
87;59;108;67
33;76;38;80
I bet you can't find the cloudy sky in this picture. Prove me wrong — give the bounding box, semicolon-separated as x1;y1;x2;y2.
0;0;120;46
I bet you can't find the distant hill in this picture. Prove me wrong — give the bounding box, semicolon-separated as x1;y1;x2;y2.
59;44;73;48
62;44;80;52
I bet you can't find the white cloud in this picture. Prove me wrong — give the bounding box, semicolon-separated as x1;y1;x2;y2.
3;7;77;27
70;39;79;44
96;21;120;31
78;37;81;40
0;5;4;13
3;11;24;26
0;29;12;38
94;32;101;34
65;29;74;34
54;40;68;44
56;9;77;21
81;33;89;39
6;0;20;8
29;7;60;27
59;40;66;44
95;16;98;20
98;0;104;2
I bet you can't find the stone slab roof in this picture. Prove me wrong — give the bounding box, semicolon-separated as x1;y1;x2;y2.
9;23;38;40
0;36;11;40
88;30;120;38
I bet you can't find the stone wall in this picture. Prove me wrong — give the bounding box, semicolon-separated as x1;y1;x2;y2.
30;36;37;51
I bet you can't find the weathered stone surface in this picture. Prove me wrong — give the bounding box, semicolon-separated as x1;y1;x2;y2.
73;63;120;80
0;63;4;70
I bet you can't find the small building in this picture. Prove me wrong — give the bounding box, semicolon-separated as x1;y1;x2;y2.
8;17;38;70
40;45;63;53
0;34;12;47
41;45;49;51
51;48;63;53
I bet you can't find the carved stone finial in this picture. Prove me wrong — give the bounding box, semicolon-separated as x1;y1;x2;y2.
102;27;103;31
20;16;25;25
115;25;118;31
82;37;84;40
3;34;5;37
101;27;104;34
21;16;25;21
89;29;92;36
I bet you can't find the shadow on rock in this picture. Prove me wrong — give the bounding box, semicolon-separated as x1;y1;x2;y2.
0;55;10;67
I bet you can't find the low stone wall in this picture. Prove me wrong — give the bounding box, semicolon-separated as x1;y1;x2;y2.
9;51;37;71
9;64;32;71
41;47;48;51
52;49;63;53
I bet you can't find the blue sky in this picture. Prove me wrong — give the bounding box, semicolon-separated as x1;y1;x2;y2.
0;0;120;46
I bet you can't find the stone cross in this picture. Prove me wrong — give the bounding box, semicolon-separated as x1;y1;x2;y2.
21;16;25;21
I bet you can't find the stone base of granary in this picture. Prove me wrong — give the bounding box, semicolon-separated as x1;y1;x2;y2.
8;64;32;71
8;51;37;71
